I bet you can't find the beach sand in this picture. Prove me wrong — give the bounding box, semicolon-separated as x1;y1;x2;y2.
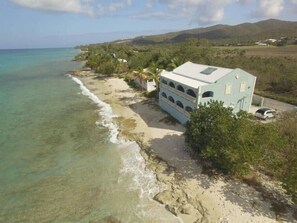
78;72;295;223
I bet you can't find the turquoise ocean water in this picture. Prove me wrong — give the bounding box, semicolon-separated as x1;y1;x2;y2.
0;48;178;222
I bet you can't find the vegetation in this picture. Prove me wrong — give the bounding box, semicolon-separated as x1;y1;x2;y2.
185;101;297;204
78;18;297;205
131;19;297;46
80;40;297;105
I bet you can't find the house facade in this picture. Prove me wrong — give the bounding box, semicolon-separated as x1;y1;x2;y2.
159;62;256;124
134;77;156;92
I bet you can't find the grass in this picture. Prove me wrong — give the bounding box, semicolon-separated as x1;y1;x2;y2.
255;90;297;106
215;45;297;58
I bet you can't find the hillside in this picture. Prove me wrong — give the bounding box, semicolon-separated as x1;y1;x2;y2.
131;19;297;45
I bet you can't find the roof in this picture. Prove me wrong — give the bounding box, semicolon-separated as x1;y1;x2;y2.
161;70;207;89
172;61;233;84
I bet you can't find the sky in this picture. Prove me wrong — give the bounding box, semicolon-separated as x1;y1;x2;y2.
0;0;297;49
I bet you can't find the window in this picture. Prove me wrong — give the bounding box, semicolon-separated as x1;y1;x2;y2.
177;85;185;92
176;101;184;109
168;96;175;103
186;89;196;98
161;92;167;98
169;82;175;88
185;106;193;112
240;82;246;92
225;84;232;95
161;78;167;85
202;91;214;98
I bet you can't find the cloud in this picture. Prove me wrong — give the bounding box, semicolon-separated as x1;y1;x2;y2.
97;0;132;15
157;0;232;25
11;0;94;15
131;11;178;19
10;0;294;25
146;0;155;8
253;0;284;18
11;0;134;16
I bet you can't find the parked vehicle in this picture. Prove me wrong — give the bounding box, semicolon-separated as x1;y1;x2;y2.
255;108;276;120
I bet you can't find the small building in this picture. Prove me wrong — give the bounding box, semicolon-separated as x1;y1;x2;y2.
159;62;256;124
134;77;156;92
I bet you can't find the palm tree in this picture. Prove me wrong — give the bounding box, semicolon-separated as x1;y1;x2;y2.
167;57;185;71
133;66;148;86
146;62;161;83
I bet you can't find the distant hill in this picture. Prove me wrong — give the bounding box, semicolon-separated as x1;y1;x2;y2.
131;19;297;45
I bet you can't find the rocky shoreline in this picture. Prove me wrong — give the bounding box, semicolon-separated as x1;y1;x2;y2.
71;70;296;223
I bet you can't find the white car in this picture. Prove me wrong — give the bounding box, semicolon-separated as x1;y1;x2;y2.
255;108;276;120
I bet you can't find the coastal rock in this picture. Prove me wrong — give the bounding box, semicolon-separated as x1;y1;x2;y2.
154;190;175;205
165;204;178;216
69;69;93;77
179;204;194;215
156;172;175;183
194;216;209;223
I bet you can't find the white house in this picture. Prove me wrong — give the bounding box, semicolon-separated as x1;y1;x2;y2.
159;62;257;124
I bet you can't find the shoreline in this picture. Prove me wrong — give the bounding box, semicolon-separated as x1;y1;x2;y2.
73;71;295;223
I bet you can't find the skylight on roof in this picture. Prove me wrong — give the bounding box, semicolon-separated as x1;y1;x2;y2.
200;67;217;75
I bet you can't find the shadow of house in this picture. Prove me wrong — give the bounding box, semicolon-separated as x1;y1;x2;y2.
127;98;186;132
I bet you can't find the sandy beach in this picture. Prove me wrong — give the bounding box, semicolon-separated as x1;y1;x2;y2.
76;71;296;223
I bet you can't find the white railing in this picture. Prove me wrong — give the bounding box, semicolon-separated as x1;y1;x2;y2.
160;97;191;118
160;83;197;104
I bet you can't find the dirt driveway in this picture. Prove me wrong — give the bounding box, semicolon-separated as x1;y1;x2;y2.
250;95;296;114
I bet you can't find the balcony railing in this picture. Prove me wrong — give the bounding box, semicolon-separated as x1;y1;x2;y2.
160;83;197;104
160;97;191;118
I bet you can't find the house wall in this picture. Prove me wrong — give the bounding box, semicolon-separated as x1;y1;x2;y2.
199;69;256;113
146;80;157;92
159;68;256;123
134;78;156;92
159;77;197;124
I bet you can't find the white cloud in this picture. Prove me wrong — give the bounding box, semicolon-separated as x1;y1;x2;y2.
108;0;132;12
157;0;232;24
254;0;284;18
11;0;134;16
96;0;133;16
131;11;181;19
11;0;94;15
146;0;155;8
10;0;293;25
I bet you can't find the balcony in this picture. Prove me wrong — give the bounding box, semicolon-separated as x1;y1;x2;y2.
160;83;197;104
160;97;191;119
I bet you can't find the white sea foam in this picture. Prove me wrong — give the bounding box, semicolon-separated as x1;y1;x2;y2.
70;75;162;196
70;75;180;222
118;141;163;199
71;76;120;144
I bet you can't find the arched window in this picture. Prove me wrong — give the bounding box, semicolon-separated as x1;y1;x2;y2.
161;78;167;85
187;89;196;98
169;82;175;88
202;91;214;98
176;101;184;109
161;92;167;98
185;106;193;112
168;96;175;103
177;85;185;92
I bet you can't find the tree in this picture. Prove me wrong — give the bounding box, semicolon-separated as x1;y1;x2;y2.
147;62;161;83
185;101;249;174
276;112;297;203
185;100;283;175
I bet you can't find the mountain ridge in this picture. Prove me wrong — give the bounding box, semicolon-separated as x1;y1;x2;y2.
130;19;297;45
